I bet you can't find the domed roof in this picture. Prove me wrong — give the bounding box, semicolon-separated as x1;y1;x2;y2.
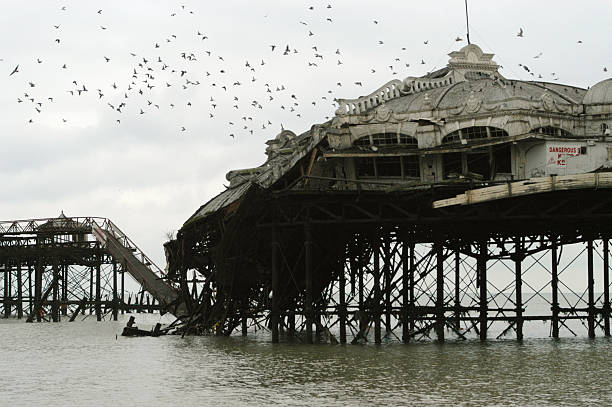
583;78;612;105
383;78;581;114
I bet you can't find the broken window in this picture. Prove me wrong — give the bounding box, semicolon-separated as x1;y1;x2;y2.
356;157;376;177
354;133;418;147
532;126;573;137
356;155;420;179
376;157;402;177
443;152;463;178
402;156;420;178
442;126;507;144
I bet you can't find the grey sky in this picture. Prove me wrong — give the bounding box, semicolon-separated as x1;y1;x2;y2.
1;0;611;277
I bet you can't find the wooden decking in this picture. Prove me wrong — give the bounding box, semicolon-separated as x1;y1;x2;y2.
432;172;612;208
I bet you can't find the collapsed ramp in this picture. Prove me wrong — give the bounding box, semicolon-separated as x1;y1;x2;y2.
92;221;188;319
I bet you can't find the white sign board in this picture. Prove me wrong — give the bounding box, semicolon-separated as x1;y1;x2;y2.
546;145;582;167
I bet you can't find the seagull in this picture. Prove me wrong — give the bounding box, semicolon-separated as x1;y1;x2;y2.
533;52;542;59
455;36;463;42
9;65;19;76
517;28;524;37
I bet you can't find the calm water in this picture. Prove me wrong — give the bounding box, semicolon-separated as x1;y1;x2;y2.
2;312;612;406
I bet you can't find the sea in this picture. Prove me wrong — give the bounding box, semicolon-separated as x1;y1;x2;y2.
2;296;612;406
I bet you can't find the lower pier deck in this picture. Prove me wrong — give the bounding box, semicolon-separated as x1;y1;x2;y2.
165;186;612;343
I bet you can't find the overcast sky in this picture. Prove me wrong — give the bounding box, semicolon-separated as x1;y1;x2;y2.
1;0;611;273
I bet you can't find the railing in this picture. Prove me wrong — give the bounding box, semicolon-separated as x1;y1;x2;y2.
334;72;455;116
0;215;173;288
0;216;106;235
92;218;173;284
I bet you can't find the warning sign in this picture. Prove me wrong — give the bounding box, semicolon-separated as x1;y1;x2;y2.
547;145;581;167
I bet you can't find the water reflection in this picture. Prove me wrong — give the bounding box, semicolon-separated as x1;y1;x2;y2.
1;314;612;406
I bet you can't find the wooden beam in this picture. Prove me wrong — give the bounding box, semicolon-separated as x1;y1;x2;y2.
433;173;612;208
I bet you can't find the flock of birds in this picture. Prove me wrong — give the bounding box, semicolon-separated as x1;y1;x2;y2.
3;5;608;139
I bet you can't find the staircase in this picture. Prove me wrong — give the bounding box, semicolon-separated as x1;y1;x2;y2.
92;220;188;319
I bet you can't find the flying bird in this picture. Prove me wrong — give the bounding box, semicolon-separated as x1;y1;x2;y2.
9;65;19;76
517;28;524;37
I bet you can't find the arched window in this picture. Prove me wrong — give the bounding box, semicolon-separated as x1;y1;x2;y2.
354;133;418;148
600;123;609;135
531;126;573;137
442;126;508;144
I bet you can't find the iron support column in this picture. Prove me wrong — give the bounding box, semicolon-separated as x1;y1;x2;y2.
373;238;382;344
339;261;347;344
271;226;280;343
96;254;101;322
35;262;42;322
52;262;59;322
121;263;125;315
3;263;10;318
604;239;610;337
435;242;445;342
304;223;313;344
384;237;391;335
112;261;118;321
587;239;595;338
17;261;23;319
454;249;461;330
551;239;559;338
401;240;409;343
515;238;524;341
478;240;487;341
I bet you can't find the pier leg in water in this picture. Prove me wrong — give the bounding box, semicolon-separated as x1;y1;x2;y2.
112;261;118;321
271;226;279;343
454;249;461;330
52;262;59;322
339;261;347;344
28;264;33;316
604;239;610;337
515;237;523;341
4;262;11;318
89;265;94;315
17;260;23;319
478;239;487;341
401;239;409;343
121;262;125;315
96;255;101;321
551;238;559;339
435;241;445;342
384;236;391;337
35;261;42;322
373;237;382;344
304;223;313;344
587;239;595;338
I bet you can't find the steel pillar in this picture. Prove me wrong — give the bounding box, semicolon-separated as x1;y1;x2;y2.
515;238;523;341
435;242;445;342
604;239;610;337
339;261;347;344
304;223;313;344
112;261;118;321
587;239;595;338
16;261;23;319
454;249;461;330
401;240;409;343
551;239;559;339
373;238;382;344
271;227;280;343
478;240;487;341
